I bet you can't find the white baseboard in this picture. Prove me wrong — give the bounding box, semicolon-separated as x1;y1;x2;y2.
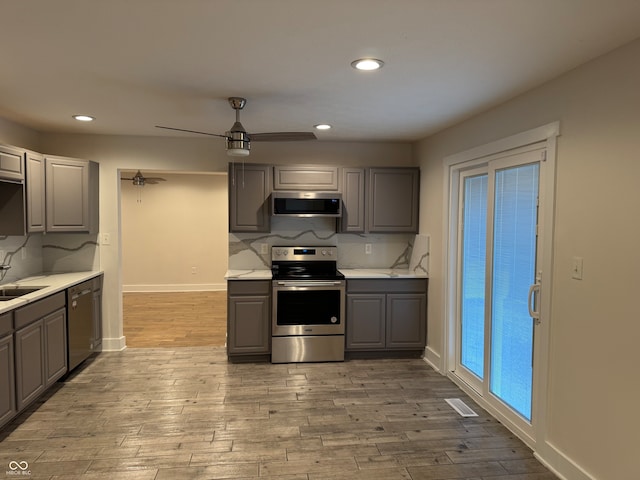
535;441;597;480
122;283;227;292
423;346;442;372
101;336;126;351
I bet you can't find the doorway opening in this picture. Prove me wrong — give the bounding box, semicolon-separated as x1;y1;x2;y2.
119;170;228;348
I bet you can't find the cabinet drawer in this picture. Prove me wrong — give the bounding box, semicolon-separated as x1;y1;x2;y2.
14;292;66;330
0;312;12;336
347;279;427;294
227;280;271;295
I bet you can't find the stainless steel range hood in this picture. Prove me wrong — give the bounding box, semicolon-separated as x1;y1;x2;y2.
271;191;342;218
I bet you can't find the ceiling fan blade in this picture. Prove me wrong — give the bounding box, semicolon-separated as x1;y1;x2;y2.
249;132;317;142
155;125;228;139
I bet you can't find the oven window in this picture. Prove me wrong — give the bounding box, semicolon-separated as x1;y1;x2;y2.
276;290;341;325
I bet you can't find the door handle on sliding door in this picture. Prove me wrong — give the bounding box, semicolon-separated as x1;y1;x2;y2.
528;281;541;324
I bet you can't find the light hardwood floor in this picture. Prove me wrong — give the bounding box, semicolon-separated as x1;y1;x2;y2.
0;347;557;479
123;291;227;348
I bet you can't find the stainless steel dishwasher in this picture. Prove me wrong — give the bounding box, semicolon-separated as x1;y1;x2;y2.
67;280;94;371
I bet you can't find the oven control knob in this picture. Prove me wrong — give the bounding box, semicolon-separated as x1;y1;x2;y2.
321;249;327;256
283;250;289;256
330;316;338;323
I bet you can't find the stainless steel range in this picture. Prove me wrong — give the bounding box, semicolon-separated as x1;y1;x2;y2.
271;246;345;363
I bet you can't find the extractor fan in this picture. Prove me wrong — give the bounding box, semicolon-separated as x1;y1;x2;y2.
155;97;317;157
121;170;166;186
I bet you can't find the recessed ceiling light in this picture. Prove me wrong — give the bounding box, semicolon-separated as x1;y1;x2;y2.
73;115;95;122
314;124;332;130
351;58;384;71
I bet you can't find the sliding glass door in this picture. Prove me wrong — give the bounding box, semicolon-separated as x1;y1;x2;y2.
455;147;543;431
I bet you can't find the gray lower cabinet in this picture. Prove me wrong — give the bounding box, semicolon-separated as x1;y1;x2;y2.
346;279;427;352
14;319;45;411
229;163;271;232
14;292;67;412
45;156;99;233
44;309;68;386
227;280;270;359
0;311;16;429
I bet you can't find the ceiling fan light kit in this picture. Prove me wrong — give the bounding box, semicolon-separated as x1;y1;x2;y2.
156;97;316;157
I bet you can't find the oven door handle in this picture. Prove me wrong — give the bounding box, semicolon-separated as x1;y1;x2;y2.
276;281;343;287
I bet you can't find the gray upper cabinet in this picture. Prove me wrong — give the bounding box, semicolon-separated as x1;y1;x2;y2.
26;150;46;233
0;145;26;236
45;156;99;233
229;163;271;232
340;167;366;233
0;144;24;181
273;165;339;191
368;167;419;233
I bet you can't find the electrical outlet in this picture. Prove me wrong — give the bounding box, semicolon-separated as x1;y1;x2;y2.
191;266;198;275
261;243;268;254
365;244;372;254
102;233;111;245
21;247;27;260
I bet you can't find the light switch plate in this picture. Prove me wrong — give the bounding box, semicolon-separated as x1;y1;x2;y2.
571;256;583;280
365;244;372;254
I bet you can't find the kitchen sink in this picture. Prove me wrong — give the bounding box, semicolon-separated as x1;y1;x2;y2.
0;286;45;301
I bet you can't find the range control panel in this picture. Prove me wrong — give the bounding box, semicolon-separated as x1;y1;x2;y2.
271;246;337;261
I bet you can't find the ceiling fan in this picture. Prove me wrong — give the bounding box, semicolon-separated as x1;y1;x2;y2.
155;97;317;157
121;170;166;186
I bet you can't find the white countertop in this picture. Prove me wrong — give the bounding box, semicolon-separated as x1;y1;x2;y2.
0;271;103;315
225;268;428;280
225;269;273;280
339;268;428;279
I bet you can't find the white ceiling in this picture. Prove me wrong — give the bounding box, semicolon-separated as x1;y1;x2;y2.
2;0;640;143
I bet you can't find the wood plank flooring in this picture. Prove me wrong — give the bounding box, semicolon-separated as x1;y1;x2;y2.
0;347;558;479
123;292;227;347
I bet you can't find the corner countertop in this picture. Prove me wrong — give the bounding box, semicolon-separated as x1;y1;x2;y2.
339;269;428;279
0;271;103;315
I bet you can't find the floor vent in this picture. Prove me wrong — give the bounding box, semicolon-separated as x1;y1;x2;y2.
445;398;478;417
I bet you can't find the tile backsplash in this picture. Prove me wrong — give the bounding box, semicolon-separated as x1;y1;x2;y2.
229;216;427;272
0;233;99;284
